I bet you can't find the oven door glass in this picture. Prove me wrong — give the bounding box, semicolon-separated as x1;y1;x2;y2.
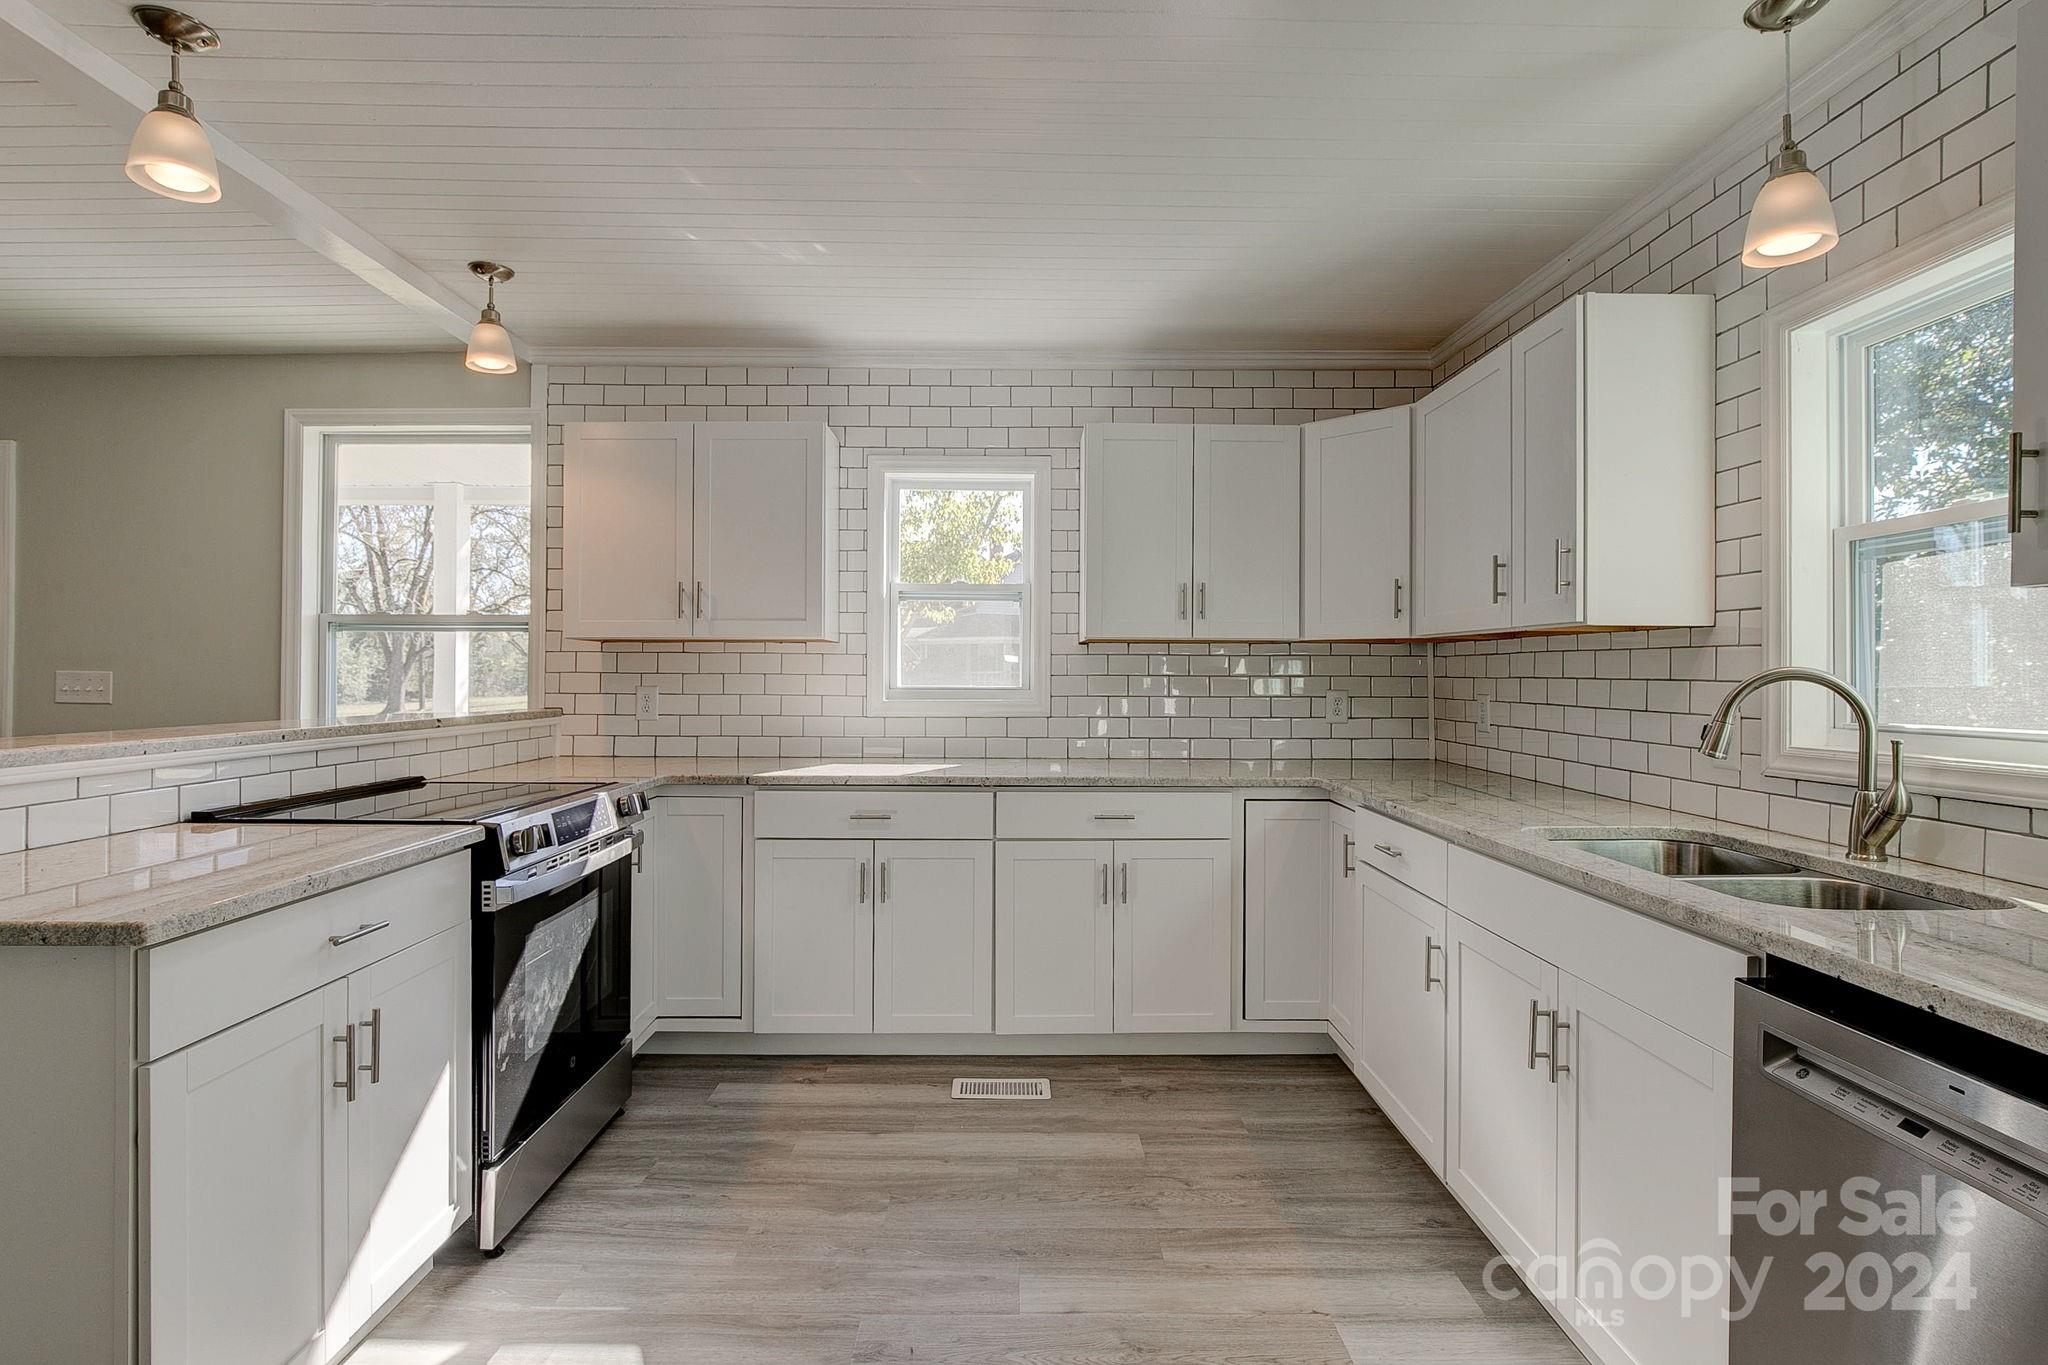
478;852;630;1163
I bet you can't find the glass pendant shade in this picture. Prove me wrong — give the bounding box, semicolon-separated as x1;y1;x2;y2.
125;105;221;203
465;317;518;374
1741;164;1838;267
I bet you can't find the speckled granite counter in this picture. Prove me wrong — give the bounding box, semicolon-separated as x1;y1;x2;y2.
467;756;2048;1053
0;708;560;770
0;821;481;947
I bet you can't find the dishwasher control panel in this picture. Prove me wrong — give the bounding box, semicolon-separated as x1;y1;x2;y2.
1770;1053;2048;1211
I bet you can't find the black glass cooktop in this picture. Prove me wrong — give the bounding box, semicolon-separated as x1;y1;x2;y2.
194;777;599;826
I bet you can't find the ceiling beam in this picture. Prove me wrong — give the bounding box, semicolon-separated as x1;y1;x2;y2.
0;0;511;357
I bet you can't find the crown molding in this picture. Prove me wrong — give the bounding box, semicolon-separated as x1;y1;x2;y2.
529;346;1436;372
1425;0;1983;370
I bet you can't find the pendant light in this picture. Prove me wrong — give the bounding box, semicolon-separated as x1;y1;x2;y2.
1741;0;1839;269
124;6;222;204
464;262;519;375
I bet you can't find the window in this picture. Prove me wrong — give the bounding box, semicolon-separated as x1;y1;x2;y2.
1767;207;2048;798
285;415;535;722
866;455;1051;717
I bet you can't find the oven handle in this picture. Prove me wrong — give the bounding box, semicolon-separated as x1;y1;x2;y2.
484;832;640;910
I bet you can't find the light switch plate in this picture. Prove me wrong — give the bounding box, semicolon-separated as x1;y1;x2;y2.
55;670;113;705
1475;688;1496;740
635;686;660;722
1324;691;1349;723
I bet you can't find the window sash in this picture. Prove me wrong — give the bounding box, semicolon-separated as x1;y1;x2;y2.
882;473;1037;700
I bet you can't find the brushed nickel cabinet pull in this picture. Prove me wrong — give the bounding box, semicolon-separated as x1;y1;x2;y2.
1556;541;1574;591
1099;862;1111;905
1372;842;1402;859
1491;554;1508;604
1198;582;1207;619
1118;862;1129;905
696;580;705;617
1549;1016;1572;1083
857;861;869;904
678;581;687;618
360;1008;382;1085
1424;937;1444;992
1392;577;1403;619
879;860;890;905
1529;1001;1556;1072
2010;432;2039;534
1178;583;1188;620
328;921;390;948
1340;834;1355;877
334;1025;358;1102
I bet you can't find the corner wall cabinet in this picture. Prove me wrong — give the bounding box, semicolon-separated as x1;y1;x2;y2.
1302;408;1413;638
1082;423;1300;640
561;421;838;642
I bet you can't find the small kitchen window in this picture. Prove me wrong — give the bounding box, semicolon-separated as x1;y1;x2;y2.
285;415;537;722
866;455;1051;717
1768;210;2048;799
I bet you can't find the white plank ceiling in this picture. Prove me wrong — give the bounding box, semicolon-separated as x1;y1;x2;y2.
6;0;1892;358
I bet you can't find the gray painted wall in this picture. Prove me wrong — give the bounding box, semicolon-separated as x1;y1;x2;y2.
0;353;528;735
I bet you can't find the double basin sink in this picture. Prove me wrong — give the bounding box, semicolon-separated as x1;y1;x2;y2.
1552;838;1973;916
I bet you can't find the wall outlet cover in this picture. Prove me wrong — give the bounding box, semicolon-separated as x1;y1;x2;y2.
1476;693;1496;739
635;686;661;722
55;670;113;705
1324;690;1349;723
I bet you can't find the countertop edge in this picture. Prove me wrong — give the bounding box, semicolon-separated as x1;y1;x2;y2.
0;710;562;772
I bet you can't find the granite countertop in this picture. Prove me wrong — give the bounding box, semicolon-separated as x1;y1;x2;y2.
469;755;2048;1053
0;821;482;947
0;708;562;770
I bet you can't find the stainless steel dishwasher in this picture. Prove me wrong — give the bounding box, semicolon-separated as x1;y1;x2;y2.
1732;964;2048;1362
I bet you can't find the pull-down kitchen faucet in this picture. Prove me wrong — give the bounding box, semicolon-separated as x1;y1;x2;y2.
1696;666;1912;862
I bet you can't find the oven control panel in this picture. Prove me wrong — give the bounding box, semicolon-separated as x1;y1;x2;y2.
494;793;622;874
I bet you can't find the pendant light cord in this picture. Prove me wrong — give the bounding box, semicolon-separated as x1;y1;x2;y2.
1781;29;1794;151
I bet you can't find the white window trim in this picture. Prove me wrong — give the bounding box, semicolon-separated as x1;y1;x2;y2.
282;409;540;722
865;454;1052;719
1760;198;2045;804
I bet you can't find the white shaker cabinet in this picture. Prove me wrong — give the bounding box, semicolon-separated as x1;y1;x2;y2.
1243;800;1330;1022
1081;425;1195;638
649;796;745;1020
2015;0;2048;585
1510;301;1584;627
873;840;995;1033
1413;349;1513;636
1325;806;1363;1052
753;840;873;1033
1302;409;1413;638
1192;425;1301;638
1353;865;1448;1175
1114;840;1233;1032
1444;912;1560;1285
562;421;838;642
996;840;1116;1033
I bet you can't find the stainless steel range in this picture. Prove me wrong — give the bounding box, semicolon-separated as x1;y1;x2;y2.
197;775;648;1253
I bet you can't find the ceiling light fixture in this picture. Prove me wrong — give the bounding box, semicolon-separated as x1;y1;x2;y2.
464;262;519;375
124;6;222;203
1740;0;1839;269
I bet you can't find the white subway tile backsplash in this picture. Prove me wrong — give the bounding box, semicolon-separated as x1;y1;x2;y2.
28;797;110;848
109;787;179;835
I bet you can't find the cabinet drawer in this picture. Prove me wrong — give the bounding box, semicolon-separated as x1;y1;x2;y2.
754;789;993;839
997;790;1232;840
139;854;471;1061
1353;808;1448;902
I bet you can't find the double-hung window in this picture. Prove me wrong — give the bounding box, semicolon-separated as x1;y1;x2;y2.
1769;211;2048;796
866;455;1051;717
287;419;536;721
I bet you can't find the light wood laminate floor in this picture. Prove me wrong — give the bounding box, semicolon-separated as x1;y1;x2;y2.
359;1055;1583;1364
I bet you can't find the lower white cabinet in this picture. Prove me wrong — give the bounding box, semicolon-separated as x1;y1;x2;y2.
1444;913;1561;1281
142;921;472;1365
755;837;994;1034
648;796;744;1020
1243;800;1330;1021
1353;864;1447;1174
1325;807;1362;1050
874;841;995;1033
995;840;1116;1033
1114;840;1232;1032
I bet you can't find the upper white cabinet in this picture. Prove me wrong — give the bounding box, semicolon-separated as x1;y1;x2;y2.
2015;0;2048;586
1510;301;1584;626
1243;800;1330;1022
1082;423;1298;639
1302;409;1412;638
1413;349;1514;636
562;421;838;642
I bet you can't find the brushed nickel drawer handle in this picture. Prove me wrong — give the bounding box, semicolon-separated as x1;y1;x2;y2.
848;811;896;821
328;921;390;947
1092;812;1137;821
1371;843;1402;859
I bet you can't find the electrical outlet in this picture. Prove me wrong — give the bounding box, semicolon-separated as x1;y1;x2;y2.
55;670;113;705
635;686;661;722
1324;690;1349;723
1475;691;1496;740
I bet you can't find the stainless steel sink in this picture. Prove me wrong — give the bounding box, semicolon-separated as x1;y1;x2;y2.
1553;838;1802;878
1679;876;1972;915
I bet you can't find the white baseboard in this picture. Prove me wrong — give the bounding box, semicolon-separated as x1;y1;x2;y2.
635;1030;1334;1057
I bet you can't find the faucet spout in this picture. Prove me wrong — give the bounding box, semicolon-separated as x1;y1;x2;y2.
1696;666;1908;861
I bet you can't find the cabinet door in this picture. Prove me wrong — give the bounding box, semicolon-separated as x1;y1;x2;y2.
1557;973;1733;1365
1444;913;1559;1285
1413;350;1513;635
143;981;349;1365
1115;839;1232;1032
1302;410;1413;638
1354;867;1448;1175
1083;425;1194;638
1193;425;1300;638
693;422;832;638
1326;807;1363;1051
1243;800;1329;1021
874;840;994;1033
2017;0;2048;585
561;423;694;641
995;840;1114;1033
755;840;873;1033
649;796;745;1018
1511;300;1584;626
338;925;472;1346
